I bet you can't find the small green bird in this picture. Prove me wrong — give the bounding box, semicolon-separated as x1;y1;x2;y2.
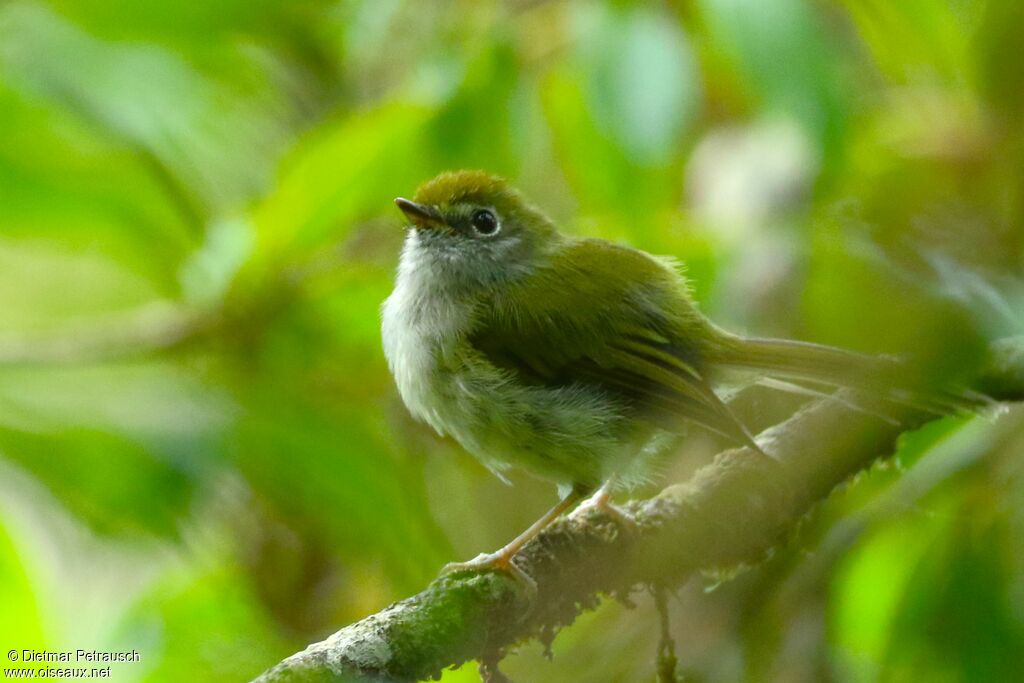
382;170;933;576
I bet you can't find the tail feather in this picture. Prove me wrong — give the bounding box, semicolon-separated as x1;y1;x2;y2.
712;336;982;415
754;377;902;425
713;336;898;385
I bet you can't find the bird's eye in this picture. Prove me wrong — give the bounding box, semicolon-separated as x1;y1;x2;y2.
470;209;499;236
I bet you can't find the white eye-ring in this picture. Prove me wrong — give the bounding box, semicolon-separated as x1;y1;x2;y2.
470;208;500;236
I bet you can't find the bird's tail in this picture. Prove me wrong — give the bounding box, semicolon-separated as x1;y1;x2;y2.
709;335;986;415
712;336;892;384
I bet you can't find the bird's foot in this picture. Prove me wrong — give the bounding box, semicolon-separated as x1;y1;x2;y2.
569;488;639;533
442;551;537;595
443;550;516;575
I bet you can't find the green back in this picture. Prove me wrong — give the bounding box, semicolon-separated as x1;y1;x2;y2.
470;238;755;447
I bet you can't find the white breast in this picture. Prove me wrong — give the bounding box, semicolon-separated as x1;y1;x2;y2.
380;233;470;434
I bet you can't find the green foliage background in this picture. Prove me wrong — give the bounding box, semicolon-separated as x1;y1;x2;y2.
1;0;1023;680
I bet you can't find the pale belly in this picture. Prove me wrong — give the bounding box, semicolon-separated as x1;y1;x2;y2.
402;343;658;487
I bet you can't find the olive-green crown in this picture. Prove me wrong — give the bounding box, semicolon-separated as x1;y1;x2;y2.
413;170;513;208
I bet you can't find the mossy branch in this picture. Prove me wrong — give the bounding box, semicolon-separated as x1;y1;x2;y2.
252;338;1024;683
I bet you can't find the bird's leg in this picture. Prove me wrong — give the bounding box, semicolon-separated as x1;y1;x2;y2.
569;477;638;532
443;486;586;582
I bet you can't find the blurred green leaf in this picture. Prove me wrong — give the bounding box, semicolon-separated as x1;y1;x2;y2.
697;0;848;156
234;387;449;590
249;102;432;265
884;508;1024;681
574;3;698;165
0;362;228;537
830;512;943;682
838;0;985;87
0;3;294;219
123;560;292;683
0;513;44;656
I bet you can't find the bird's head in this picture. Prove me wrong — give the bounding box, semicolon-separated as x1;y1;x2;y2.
393;170;559;292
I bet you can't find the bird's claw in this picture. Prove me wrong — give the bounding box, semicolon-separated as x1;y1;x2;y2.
570;496;639;534
442;551;508;574
442;552;538;599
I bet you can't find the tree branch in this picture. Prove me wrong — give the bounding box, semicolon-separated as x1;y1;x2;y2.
252;339;1024;683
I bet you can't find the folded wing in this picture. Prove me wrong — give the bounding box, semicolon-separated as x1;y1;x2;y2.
469;239;758;449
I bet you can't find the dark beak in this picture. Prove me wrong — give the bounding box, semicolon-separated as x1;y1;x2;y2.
394;198;443;228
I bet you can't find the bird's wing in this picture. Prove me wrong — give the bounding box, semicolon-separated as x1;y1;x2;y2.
469;239;757;448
